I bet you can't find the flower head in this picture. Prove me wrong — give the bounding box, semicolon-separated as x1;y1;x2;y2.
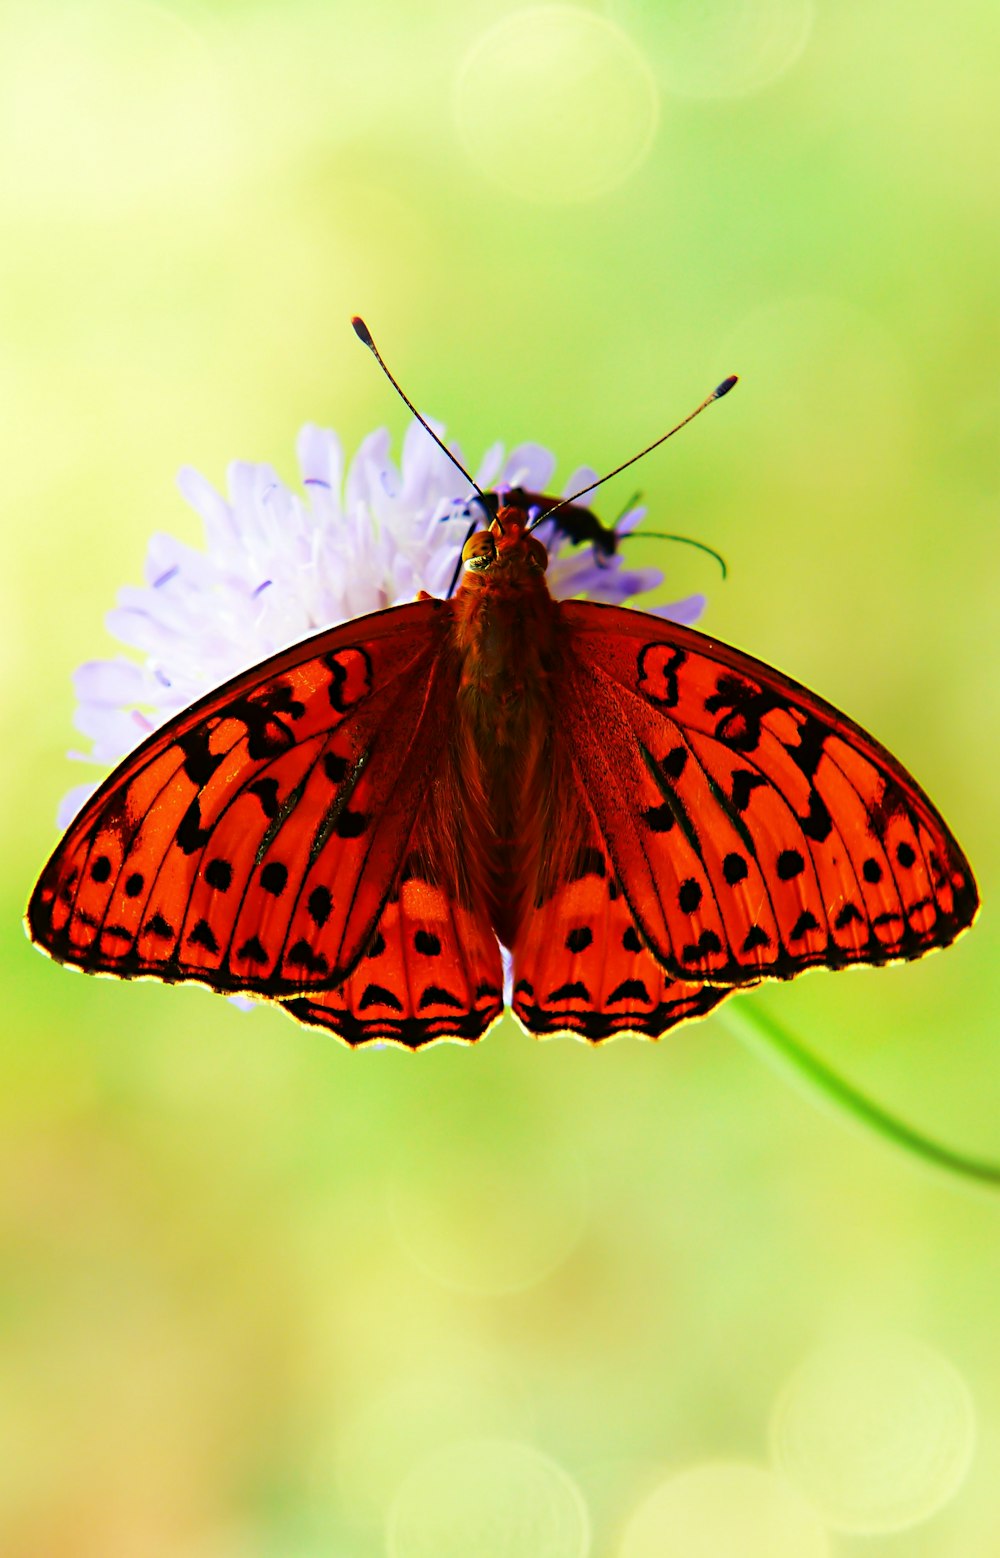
61;419;706;823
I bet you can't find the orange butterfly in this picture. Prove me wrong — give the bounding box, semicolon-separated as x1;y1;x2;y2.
27;326;979;1047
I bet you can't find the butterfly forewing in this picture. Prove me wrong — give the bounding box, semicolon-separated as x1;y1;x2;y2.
29;600;463;996
559;603;978;985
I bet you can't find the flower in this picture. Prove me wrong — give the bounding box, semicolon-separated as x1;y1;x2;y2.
60;419;706;824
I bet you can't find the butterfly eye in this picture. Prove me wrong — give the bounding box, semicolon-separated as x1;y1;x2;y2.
462;532;497;572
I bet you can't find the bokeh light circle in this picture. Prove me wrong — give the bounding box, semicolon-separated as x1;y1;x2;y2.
610;0;814;98
330;1350;531;1527
386;1438;590;1558
619;1461;830;1557
454;6;659;203
770;1335;977;1533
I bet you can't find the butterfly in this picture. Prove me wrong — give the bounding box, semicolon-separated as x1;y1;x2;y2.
27;511;979;1048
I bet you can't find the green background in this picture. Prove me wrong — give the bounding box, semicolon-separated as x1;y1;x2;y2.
2;1;997;1553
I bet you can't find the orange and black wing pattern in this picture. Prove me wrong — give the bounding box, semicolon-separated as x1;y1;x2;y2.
29;598;501;1044
551;602;977;992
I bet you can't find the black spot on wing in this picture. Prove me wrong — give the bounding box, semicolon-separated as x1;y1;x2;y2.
547;981;591;1002
188;919;219;953
307;885;333;927
260;861;288;896
360;983;404;1012
323;751;350;785
799;787;833;843
287;939;329;975
205;858;233;891
607;979;651;1004
682;930;722;962
100;924;132;944
226;681;304;759
418;986;464;1010
237;936;269;965
662;746;688;779
178;727;223;787
176;800;212;856
334;809;369;839
730;770;768;812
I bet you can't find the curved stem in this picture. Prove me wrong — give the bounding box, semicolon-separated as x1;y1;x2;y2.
721;997;1000;1190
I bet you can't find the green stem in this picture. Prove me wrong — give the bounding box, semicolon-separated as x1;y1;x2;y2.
721;997;1000;1190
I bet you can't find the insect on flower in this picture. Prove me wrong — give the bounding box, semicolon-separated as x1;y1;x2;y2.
27;320;979;1047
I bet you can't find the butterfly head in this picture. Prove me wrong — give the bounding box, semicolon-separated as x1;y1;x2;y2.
460;506;549;584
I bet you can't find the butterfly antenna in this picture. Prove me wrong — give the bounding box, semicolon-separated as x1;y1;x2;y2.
620;531;728;579
528;374;738;531
601;491;728;578
351;316;484;497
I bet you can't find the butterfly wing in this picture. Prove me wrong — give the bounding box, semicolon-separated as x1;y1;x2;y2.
548;602;978;989
511;826;733;1040
28;599;503;1022
282;878;504;1047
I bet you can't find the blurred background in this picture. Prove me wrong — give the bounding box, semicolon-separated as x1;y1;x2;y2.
2;1;998;1553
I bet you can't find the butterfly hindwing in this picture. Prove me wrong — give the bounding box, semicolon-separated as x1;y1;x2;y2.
511;829;732;1040
283;865;503;1047
29;600;467;998
557;602;978;986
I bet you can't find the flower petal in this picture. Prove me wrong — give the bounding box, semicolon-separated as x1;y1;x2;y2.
502;442;555;492
648;592;707;625
73;658;150;705
56;782;99;827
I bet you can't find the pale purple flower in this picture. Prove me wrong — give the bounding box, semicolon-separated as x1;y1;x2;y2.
60;419;705;824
